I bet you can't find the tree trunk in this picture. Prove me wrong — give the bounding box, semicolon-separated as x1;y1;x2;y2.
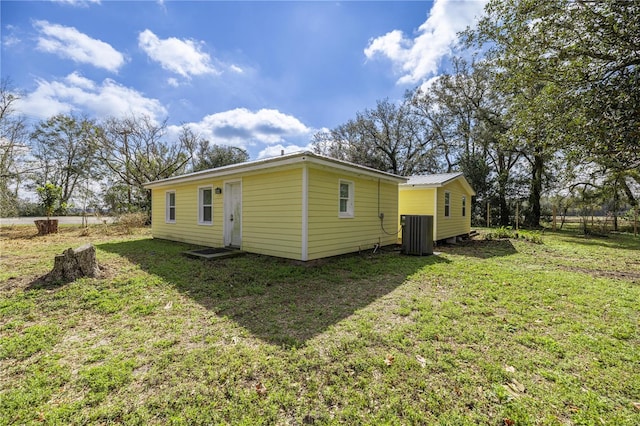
46;244;100;283
526;152;543;228
497;163;510;227
34;219;58;235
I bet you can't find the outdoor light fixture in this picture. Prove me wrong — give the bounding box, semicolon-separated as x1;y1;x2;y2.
215;187;222;194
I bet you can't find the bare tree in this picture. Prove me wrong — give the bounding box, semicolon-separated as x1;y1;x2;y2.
313;96;438;176
98;115;192;212
0;78;29;216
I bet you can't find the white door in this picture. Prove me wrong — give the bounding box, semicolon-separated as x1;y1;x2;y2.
224;181;242;247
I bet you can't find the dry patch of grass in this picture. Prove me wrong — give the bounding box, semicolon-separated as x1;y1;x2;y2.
1;225;639;424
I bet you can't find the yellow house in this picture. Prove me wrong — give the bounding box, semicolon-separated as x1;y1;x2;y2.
144;151;406;261
399;173;476;242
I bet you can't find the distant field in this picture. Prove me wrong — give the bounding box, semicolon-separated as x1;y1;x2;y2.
1;224;638;424
0;216;115;226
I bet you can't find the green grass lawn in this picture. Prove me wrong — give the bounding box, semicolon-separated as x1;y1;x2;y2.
1;225;639;425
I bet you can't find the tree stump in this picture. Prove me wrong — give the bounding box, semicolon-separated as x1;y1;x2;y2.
46;244;100;283
35;219;59;235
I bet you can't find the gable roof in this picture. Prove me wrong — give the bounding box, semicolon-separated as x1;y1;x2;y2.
400;172;476;195
144;151;407;189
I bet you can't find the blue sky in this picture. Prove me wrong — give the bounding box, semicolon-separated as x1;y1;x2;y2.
1;0;487;159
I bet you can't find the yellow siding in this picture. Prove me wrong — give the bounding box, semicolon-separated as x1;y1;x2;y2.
398;187;435;244
150;161;402;261
151;180;224;247
398;179;472;241
436;180;472;240
307;166;399;260
398;187;436;216
241;168;303;260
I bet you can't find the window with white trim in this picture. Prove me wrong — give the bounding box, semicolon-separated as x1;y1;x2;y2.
198;186;213;225
444;191;451;217
166;191;176;223
462;195;467;217
339;180;354;218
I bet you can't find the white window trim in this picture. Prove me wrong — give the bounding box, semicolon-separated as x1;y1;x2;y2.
462;195;467;217
198;185;213;225
444;191;451;218
338;179;354;218
165;190;176;223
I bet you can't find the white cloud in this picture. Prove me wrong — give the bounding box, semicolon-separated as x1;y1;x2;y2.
167;77;180;87
229;64;244;74
34;20;124;72
418;75;442;93
51;0;101;6
2;25;21;47
169;108;312;150
2;35;20;48
364;0;487;84
16;72;166;121
138;29;218;78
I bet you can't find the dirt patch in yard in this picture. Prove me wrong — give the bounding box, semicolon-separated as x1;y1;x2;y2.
556;265;640;282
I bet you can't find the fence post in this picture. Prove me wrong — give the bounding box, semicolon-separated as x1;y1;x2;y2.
635;206;638;237
515;202;519;231
487;202;491;228
552;205;557;231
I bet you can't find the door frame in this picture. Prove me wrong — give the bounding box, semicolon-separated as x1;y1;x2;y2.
223;179;242;248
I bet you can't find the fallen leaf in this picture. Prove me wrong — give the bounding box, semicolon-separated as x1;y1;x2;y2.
505;365;515;373
632;402;640;411
384;354;394;366
255;382;267;396
502;384;520;399
164;301;173;310
415;355;426;368
510;379;525;393
503;418;515;426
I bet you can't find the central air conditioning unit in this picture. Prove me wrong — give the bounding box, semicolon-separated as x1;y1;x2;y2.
401;215;434;255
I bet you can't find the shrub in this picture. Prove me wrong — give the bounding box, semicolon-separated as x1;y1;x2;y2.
115;212;148;233
483;227;543;244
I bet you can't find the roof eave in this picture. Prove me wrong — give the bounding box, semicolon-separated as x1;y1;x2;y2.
400;173;476;195
144;151;406;189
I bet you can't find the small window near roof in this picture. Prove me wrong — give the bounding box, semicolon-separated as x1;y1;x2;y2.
199;186;213;225
444;191;451;217
339;180;354;218
166;191;176;223
462;195;466;217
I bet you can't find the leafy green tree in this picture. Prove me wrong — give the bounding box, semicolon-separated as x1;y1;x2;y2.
180;126;249;172
36;182;63;219
193;143;249;172
413;59;519;226
29;114;101;209
467;0;640;225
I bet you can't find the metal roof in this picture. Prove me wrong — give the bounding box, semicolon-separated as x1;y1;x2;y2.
144;151;407;189
404;172;464;186
401;172;476;195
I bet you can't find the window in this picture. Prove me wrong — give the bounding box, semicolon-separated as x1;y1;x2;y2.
198;187;213;225
166;191;176;223
444;191;451;217
462;195;467;217
339;180;354;218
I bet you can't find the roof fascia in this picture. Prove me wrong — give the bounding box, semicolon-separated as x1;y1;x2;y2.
144;152;406;189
